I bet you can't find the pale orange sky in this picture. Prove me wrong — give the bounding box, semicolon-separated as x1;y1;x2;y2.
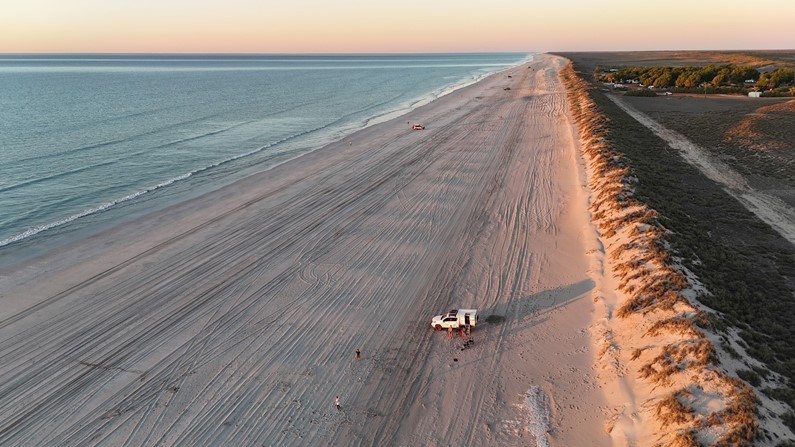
2;0;794;53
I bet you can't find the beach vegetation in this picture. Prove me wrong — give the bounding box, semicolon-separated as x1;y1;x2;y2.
656;389;695;425
646;316;704;338
783;411;795;432
763;387;795;415
624;89;657;97
666;429;700;447
760;87;795;97
736;368;762;387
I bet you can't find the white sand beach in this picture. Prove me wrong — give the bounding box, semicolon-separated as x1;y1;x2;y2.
0;54;614;446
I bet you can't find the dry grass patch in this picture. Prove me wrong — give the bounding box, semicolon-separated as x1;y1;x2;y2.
616;284;689;318
646;316;705;338
711;377;759;446
639;340;716;385
657;389;697;425
631;347;646;361
664;429;701;447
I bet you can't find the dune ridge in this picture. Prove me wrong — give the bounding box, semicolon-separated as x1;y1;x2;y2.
560;62;758;446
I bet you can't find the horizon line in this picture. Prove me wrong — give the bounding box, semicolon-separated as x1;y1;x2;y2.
1;48;793;56
0;51;535;56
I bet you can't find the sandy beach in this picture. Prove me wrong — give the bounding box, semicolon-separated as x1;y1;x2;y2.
0;54;613;446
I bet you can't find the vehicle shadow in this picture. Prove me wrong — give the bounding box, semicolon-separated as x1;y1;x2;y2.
429;278;597;376
480;277;596;335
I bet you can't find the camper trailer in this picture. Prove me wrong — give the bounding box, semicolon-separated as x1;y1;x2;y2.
430;309;478;331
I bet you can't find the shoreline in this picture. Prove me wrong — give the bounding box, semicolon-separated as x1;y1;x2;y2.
0;54;611;446
0;54;531;265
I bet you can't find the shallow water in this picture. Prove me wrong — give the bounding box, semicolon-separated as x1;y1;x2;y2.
0;53;529;252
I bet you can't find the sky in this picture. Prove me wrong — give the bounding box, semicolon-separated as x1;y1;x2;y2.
2;0;794;53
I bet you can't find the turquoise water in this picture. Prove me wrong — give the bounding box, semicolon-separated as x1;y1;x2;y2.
0;53;528;252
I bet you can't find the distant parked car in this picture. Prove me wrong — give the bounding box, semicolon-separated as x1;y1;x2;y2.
412;124;425;130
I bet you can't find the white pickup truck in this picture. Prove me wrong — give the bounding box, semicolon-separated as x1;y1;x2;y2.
430;309;478;331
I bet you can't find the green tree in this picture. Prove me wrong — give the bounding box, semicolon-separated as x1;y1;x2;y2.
654;71;673;88
698;65;719;84
712;68;731;86
772;68;794;85
757;69;795;89
675;71;691;88
730;66;760;83
683;72;702;88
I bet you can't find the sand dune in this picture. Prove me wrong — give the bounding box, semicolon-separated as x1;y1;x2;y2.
0;55;611;446
561;63;766;446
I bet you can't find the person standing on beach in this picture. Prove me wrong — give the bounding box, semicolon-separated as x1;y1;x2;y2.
355;349;361;362
335;396;341;411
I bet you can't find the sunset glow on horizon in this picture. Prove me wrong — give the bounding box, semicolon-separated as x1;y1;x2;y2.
3;0;794;54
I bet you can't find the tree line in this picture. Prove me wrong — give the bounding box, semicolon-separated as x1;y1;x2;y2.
595;64;794;90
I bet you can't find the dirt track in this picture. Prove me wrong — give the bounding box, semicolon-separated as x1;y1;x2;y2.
0;55;609;446
609;95;795;246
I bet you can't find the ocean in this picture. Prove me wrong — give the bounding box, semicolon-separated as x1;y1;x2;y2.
0;53;529;259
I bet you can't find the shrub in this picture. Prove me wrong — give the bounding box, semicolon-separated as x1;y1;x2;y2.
782;411;795;432
667;429;700;447
625;88;658;97
761;88;795;97
736;369;762;387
